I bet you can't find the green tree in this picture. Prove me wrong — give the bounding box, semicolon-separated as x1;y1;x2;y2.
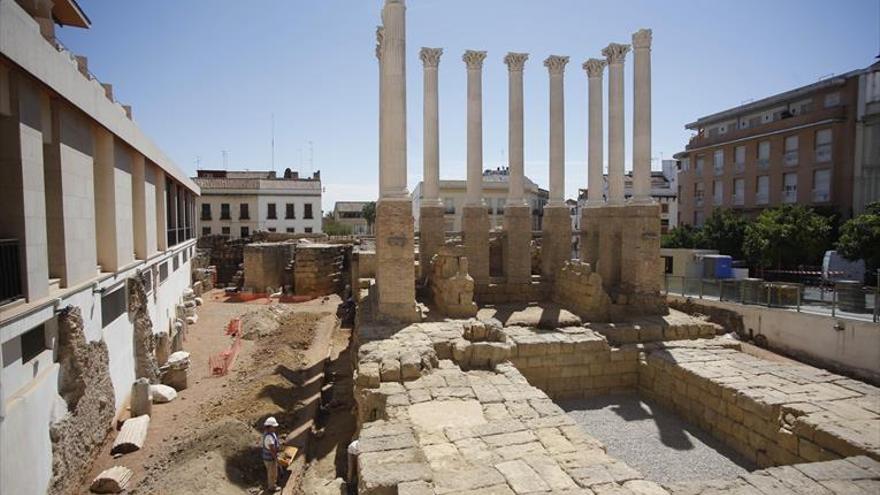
743;205;832;269
322;212;353;236
662;224;705;249
837;201;880;278
362;201;376;230
700;209;749;260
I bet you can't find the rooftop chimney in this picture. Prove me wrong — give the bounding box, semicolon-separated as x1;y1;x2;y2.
101;83;113;101
75;55;89;77
122;105;132;120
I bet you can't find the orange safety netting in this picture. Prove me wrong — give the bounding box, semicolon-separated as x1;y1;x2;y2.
209;318;242;376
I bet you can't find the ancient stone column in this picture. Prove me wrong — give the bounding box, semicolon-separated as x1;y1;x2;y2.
541;55;572;281
503;52;532;285
462;50;490;287
419;47;445;281
580;58;607;268
376;26;385;199
376;0;418;322
602;43;630;205
631;28;653;204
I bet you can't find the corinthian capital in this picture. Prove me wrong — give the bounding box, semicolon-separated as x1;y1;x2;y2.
632;28;652;50
544;55;569;76
420;47;443;68
375;26;384;61
601;43;630;65
463;50;487;70
582;58;607;78
504;52;529;72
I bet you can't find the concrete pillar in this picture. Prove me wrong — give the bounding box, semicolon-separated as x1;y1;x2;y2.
504;52;528;206
602;43;630;205
463;50;487;206
132;152;147;260
631;29;653;204
544;55;568;206
583;58;607;206
503;52;532;285
462;49;490;286
0;73;49;301
144;161;158;257
376;0;418;322
155;168;167;251
419;47;445;281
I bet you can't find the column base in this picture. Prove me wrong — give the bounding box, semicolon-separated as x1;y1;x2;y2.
419;205;445;282
541;205;572;281
503;205;531;284
461;205;490;285
375;198;420;323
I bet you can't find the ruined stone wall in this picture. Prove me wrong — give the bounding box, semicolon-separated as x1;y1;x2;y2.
49;307;116;495
473;280;550;304
429;247;478;318
128;274;159;383
668;297;745;338
243;242;295;292
294;244;346;297
552;260;611;322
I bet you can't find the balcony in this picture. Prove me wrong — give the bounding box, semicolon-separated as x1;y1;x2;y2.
784;151;799;166
734;162;745;174
713;195;722;206
812;190;830;203
815;145;832;163
695;196;704;207
756;193;769;205
782;190;797;203
732;194;744;206
757;158;770;170
0;239;23;305
714;166;724;177
200;214;212;221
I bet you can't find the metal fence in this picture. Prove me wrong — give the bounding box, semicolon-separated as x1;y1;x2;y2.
0;239;23;305
663;275;879;323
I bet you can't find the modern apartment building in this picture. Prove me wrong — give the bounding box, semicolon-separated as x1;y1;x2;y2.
332;201;373;235
0;1;199;494
674;63;880;226
411;167;549;232
193;168;323;238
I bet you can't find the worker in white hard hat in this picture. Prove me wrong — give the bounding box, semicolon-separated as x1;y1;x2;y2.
261;416;281;492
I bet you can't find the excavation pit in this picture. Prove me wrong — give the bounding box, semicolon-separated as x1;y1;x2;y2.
559;393;756;484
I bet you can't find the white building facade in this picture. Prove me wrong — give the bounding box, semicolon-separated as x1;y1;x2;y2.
193;169;323;238
0;2;199;494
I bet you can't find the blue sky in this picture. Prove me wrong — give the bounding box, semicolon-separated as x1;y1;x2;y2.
58;0;879;212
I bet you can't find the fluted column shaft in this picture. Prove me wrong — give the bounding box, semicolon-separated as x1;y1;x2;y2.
603;43;630;204
420;48;443;205
584;59;606;206
380;0;407;198
376;27;385;200
464;51;487;205
504;53;528;205
545;56;569;206
632;29;653;203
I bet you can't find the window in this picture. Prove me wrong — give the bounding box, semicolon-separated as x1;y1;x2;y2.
305;227;313;233
239;203;250;220
496;198;505;215
713;180;723;205
267;203;277;219
182;249;188;263
158;262;168;282
200;203;211;220
756;175;769;204
824;92;840;108
713;150;724;175
21;323;47;363
221;226;230;236
101;287;126;328
286;227;295;233
783;172;798;203
268;227;277;232
693;210;704;226
734;146;746;166
695;156;704;176
813;169;831;202
694;182;704;207
815;129;832;162
285;203;295;219
304;203;314;219
444;198;455;214
784;136;799;166
202;226;211;236
733;178;744;206
220;203;230;220
172;254;179;272
757;141;770;168
660;203;669;213
241;226;250;238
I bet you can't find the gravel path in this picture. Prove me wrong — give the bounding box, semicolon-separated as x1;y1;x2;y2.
558;393;755;484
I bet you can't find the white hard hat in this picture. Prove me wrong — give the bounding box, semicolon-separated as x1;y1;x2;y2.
264;416;279;427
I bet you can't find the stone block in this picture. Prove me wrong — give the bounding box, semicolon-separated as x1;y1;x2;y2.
462;205;490;285
503;204;532;284
375;199;420;322
541;205;571;281
419;204;445;282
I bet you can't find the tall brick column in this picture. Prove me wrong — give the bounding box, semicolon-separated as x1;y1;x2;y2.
541;55;572;281
419;47;445;281
503;52;531;285
462;50;489;286
376;0;419;322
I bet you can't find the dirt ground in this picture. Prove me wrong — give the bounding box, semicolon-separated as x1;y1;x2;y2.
78;290;347;495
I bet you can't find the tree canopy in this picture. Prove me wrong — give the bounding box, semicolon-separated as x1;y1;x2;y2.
837;201;880;274
742;204;832;269
362;201;376;227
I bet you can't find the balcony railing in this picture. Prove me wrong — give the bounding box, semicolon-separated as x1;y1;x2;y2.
713;195;722;206
757;158;770;169
732;194;744;206
695;196;704;207
0;239;23;305
812;190;830;202
784;150;799;166
734;162;745;174
756;193;769;204
782;190;797;203
714;166;724;176
815;145;832;163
